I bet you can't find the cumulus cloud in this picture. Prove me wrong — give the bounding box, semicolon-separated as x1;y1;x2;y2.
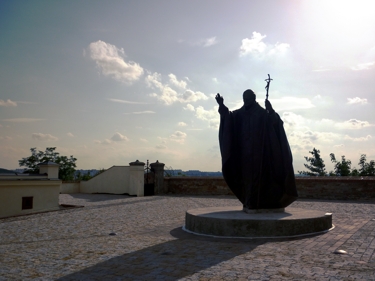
155;144;167;149
67;132;74;137
282;112;306;128
146;72;208;105
351;61;375;71
88;40;144;84
347;97;368;105
140;138;148;143
94;139;112;145
195;106;220;129
184;104;195;111
335;119;373;130
271;97;315;111
32;133;58;141
344;135;372;141
240;32;289;58
170;131;187;144
111;132;129;141
0;99;17;107
178;122;187;127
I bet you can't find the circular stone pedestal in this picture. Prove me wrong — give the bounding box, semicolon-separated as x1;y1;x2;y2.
184;206;333;238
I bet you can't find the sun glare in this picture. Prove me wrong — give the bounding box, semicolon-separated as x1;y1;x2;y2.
309;0;375;29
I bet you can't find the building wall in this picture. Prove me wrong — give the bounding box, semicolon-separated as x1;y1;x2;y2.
76;165;144;196
79;166;130;194
0;180;61;218
164;177;375;200
60;182;80;194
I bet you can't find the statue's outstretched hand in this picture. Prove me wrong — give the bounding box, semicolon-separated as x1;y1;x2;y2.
265;99;274;112
215;93;224;106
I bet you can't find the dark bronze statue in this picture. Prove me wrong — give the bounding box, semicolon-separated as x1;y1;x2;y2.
216;87;298;210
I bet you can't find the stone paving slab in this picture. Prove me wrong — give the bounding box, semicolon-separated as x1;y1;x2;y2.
0;194;374;280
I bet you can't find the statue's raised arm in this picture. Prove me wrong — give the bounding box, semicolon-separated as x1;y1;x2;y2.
215;93;224;106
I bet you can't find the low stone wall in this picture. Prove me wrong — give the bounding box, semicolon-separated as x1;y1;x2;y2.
296;177;375;200
164;177;375;200
61;182;80;194
165;177;232;196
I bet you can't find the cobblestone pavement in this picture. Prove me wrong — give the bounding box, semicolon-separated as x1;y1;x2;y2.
1;194;375;280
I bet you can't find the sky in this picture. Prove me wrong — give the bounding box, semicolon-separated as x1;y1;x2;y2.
1;0;375;172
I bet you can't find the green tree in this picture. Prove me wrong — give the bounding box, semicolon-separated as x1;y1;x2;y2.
19;147;77;181
329;153;352;176
298;148;326;176
358;154;375;176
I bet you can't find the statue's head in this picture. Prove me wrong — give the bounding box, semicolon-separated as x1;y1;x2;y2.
243;89;256;107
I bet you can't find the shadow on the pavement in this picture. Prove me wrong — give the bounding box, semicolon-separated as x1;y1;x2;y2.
56;230;265;280
63;194;165;209
67;193;136;202
57;226;322;281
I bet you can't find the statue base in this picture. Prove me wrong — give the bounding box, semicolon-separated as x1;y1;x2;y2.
184;206;333;238
242;207;285;214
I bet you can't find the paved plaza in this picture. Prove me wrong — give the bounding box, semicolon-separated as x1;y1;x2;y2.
0;194;375;280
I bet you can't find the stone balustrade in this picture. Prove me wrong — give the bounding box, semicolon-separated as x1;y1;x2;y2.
164;176;375;200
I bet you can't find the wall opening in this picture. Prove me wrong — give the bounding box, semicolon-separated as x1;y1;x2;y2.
22;196;33;210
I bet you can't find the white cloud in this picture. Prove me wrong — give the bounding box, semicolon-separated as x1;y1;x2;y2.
202;36;218;47
88;40;144;84
32;133;58;141
123;111;155;115
140;138;148;143
108;98;148;104
351;61;375;71
4;118;43;122
155;144;167;149
0;99;17;107
178;122;187;127
195;106;220;129
157;136;168;144
347;97;368;105
282;112;306;128
240;32;289;58
182;90;208;103
333;144;345;148
240;32;266;55
179;36;218;47
335;119;373;130
168;73;187;89
67;132;74;137
94;139;112;145
270;97;315;111
111;132;129;142
146;72;208;105
170;131;187;144
184;104;195;111
344;135;372;141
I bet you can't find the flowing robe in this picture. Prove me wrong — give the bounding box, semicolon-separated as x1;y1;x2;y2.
218;102;297;209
